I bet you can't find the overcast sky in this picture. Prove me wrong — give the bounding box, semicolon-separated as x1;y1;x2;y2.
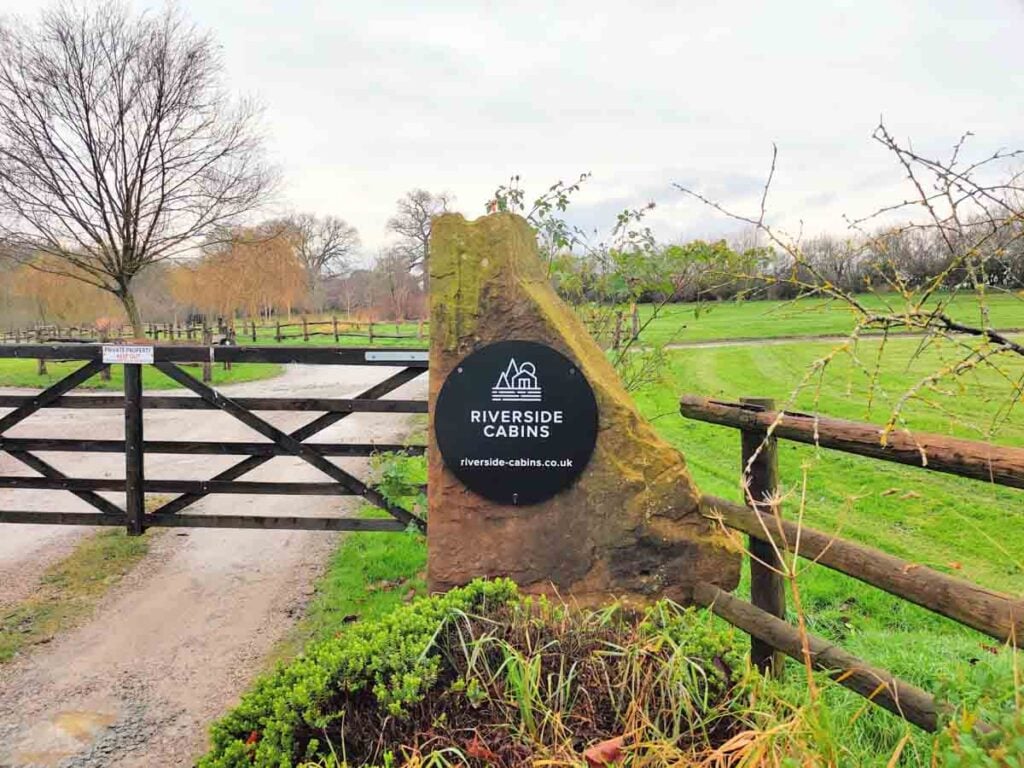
6;0;1024;262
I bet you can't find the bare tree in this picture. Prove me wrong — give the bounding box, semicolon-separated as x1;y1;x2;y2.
287;213;360;308
373;246;420;320
0;2;276;335
675;123;1024;439
385;189;452;274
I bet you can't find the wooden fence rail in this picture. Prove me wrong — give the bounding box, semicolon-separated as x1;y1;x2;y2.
679;393;1022;733
680;395;1024;489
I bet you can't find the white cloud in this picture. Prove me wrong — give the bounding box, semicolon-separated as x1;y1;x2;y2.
5;0;1023;262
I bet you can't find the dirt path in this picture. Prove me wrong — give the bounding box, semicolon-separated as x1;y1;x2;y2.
0;364;427;767
659;326;1024;351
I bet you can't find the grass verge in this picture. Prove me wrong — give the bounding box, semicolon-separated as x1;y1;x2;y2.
272;451;428;663
0;528;154;662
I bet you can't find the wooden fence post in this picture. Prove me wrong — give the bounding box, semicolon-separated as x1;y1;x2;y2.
99;329;111;381
333;315;339;342
251;320;257;342
202;329;213;383
303;316;309;342
37;357;47;377
368;321;374;344
612;310;623;350
631;303;640;340
124;363;145;536
224;328;236;371
275;320;281;342
417;319;424;340
740;396;785;677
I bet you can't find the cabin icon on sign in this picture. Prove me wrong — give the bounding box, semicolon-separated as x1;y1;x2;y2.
491;358;541;402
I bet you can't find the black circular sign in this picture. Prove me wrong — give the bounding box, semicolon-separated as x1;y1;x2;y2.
434;340;598;505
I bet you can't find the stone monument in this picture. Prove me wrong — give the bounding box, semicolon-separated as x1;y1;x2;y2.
427;212;740;605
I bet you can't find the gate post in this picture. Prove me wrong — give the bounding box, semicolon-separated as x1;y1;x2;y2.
124;363;145;535
740;396;785;677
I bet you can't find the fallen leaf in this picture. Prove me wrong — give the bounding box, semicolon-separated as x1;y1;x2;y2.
584;736;624;766
948;561;963;570
901;563;921;574
245;730;260;746
465;733;498;762
880;488;900;496
900;491;921;499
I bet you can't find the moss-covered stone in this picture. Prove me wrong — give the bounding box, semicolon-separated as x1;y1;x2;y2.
427;213;740;605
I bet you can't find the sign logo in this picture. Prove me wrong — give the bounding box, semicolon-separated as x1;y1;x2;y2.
491;358;541;402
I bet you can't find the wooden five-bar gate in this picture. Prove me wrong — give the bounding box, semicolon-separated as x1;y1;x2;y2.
680;395;1024;733
0;344;427;534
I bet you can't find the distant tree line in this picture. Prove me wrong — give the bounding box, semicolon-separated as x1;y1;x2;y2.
541;220;1024;307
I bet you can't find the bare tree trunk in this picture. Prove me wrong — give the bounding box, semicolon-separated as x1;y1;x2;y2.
117;291;145;338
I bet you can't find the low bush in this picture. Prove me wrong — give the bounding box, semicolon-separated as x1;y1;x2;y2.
200;581;750;767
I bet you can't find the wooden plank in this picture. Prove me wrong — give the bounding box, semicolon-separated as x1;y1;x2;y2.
0;477;356;495
740;397;785;677
701;494;1024;643
693;582;942;732
0;359;106;433
124;364;145;536
154;362;427;531
5;450;124;516
0;510;406;531
0;344;429;367
0;395;426;412
0;511;126;526
145;514;407;531
680;395;1024;489
150;367;424;517
0;438;425;456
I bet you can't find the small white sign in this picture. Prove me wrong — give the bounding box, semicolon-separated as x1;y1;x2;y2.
102;345;154;365
364;350;429;362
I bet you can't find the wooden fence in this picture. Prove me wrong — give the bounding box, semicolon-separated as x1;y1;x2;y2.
0;344;428;534
2;306;640;349
0;317;430;345
679;394;1023;732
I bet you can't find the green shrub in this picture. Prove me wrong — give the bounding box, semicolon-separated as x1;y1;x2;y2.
200;581;749;767
201;579;519;767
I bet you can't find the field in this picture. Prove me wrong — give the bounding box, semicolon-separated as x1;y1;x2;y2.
634;290;1024;346
631;334;1024;760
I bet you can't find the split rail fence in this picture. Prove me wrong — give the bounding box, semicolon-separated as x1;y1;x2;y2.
679;394;1024;733
0;318;430;345
0;344;428;535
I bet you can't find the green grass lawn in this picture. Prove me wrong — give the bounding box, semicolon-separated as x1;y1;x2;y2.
632;290;1024;346
633;337;1024;762
0;358;281;390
